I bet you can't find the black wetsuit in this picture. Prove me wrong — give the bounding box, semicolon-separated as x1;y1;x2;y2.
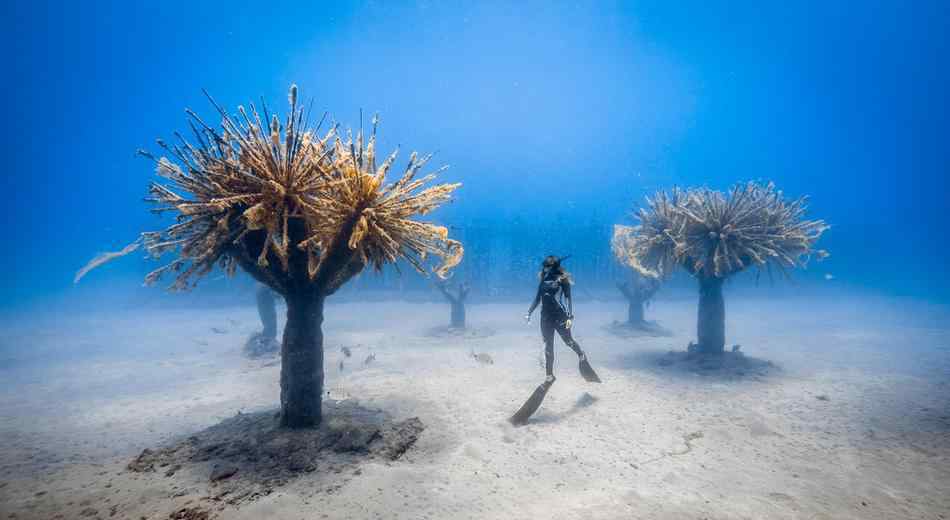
528;273;584;376
510;266;600;425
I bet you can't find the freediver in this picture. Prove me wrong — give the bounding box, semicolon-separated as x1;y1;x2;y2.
510;255;601;425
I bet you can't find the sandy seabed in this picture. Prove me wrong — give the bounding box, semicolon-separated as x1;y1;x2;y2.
0;294;948;519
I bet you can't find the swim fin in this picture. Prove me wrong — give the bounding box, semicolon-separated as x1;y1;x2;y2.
579;357;602;383
509;380;553;426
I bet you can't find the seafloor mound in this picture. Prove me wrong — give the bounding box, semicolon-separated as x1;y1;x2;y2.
424;324;495;339
241;332;280;358
125;400;424;514
604;319;673;338
653;346;779;380
610;345;780;381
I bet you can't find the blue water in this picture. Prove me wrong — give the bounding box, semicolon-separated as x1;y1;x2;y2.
4;1;949;307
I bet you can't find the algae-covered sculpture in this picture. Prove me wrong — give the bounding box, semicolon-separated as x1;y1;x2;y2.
244;283;280;358
77;85;463;427
610;231;667;336
436;280;469;329
614;276;660;328
613;182;828;355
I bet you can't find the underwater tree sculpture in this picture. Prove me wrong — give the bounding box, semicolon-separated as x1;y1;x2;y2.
244;283;281;358
257;285;278;340
614;275;660;328
613;182;828;355
79;86;463;427
436;281;469;329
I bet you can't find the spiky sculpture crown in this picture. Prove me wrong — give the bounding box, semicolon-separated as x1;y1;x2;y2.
131;85;462;292
613;182;828;280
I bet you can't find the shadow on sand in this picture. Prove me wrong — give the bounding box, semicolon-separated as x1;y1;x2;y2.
424;325;495;339
607;348;780;382
531;392;599;425
603;320;674;338
125;400;425;513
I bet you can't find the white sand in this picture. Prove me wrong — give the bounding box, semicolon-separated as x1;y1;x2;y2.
0;294;948;519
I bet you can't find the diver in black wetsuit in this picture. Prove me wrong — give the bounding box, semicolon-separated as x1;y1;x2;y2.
510;256;601;425
526;255;585;382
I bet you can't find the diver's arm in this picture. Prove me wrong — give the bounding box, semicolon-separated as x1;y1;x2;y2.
562;278;574;319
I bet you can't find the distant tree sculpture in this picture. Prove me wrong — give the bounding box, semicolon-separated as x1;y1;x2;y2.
244;283;280;358
612;182;828;355
436;281;470;329
614;275;660;327
77;86;463;427
256;284;278;340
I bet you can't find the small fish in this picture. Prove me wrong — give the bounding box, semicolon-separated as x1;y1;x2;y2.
211;327;227;334
339;360;344;372
363;353;376;366
341;346;352;358
471;349;494;365
824;273;835;281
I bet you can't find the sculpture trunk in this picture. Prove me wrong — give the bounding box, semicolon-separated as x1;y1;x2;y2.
627;297;645;325
256;285;278;340
439;285;468;329
696;276;725;355
279;290;325;428
450;301;466;328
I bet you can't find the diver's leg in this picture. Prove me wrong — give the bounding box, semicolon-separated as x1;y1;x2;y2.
556;320;601;383
555;319;583;357
541;314;556;380
510;316;557;425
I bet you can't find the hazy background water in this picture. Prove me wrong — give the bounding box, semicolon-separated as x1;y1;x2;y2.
3;0;948;309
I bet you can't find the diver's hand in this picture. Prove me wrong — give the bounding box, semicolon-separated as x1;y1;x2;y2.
524;313;532;324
